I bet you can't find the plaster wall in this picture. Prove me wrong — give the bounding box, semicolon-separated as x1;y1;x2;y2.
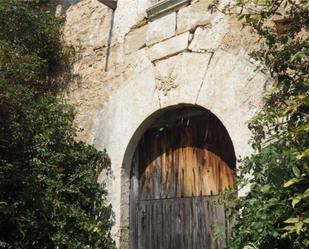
55;0;269;247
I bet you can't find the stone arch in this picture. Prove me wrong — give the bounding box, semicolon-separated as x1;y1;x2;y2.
126;104;237;249
118;103;237;248
90;50;266;248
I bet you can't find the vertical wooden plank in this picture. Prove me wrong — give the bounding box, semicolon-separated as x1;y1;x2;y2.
174;146;180;198
137;202;145;249
169;199;175;249
198;196;206;248
148;201;153;249
186;198;192;249
160;134;167;200
213;197;227;249
203;197;209;249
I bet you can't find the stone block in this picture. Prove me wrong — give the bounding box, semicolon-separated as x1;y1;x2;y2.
155;52;213;106
147;32;189;61
177;0;212;34
146;12;176;46
189;14;228;52
124;49;154;76
137;0;153;17
125;25;147;54
63;0;112;50
112;0;140;44
107;44;125;70
220;18;258;55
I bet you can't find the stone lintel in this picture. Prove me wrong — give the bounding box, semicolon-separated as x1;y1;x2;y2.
97;0;117;10
147;0;190;21
147;32;190;61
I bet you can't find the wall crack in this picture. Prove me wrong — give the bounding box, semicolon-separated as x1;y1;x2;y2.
195;51;215;104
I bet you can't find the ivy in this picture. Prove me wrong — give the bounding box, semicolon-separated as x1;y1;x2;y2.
0;1;114;248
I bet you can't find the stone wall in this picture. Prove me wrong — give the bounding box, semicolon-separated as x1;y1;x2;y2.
56;0;269;247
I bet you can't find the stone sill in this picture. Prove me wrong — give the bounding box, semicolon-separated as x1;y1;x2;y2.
147;0;191;21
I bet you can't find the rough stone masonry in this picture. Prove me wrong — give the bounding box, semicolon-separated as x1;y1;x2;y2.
53;0;269;248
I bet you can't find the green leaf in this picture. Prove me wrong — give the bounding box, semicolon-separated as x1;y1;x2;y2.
243;243;258;249
295;222;303;234
294;149;309;160
292;196;302;208
283;217;299;224
282;225;295;231
260;184;271;193
212;223;226;242
292;166;301;178
294;123;309;133
283;178;301;188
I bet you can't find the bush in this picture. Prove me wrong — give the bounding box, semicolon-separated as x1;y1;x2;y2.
220;1;309;248
0;1;115;248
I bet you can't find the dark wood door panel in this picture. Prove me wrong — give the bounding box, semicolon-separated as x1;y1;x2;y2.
136;196;227;249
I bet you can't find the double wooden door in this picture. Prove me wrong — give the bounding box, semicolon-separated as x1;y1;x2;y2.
130;109;235;249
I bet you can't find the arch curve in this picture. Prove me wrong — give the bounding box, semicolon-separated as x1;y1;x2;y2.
125;104;236;249
122;103;236;179
116;104;237;248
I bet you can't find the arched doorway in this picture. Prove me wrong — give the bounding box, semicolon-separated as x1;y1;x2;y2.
129;106;236;249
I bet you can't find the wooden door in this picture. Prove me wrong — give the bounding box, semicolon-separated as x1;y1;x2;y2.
130;108;235;249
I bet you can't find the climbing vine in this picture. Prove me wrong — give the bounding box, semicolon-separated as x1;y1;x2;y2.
218;1;309;248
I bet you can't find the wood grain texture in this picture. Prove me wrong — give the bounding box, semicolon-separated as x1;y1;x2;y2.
137;112;236;200
135;196;229;249
129;107;236;249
